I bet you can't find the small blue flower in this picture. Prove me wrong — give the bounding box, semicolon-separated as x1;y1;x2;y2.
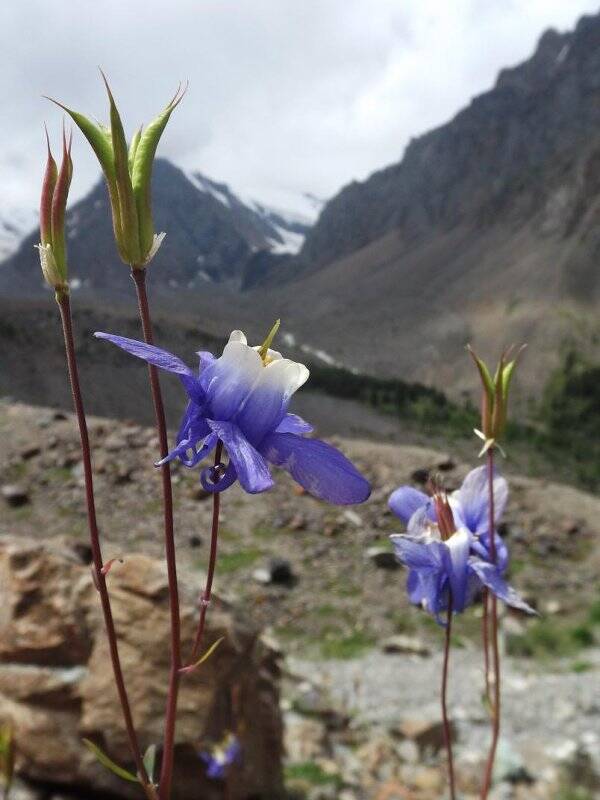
389;466;509;571
95;329;371;504
388;468;534;622
200;734;241;780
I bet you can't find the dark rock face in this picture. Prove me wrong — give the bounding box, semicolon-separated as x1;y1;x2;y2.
0;537;284;800
292;12;600;304
0;160;309;296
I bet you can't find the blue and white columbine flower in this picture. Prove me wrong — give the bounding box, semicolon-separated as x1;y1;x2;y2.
388;468;534;622
199;734;241;780
95;328;371;504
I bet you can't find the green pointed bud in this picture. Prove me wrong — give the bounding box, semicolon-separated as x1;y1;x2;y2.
100;70;141;264
131;83;186;264
467;344;526;451
36;126;72;295
47;74;185;269
258;319;281;363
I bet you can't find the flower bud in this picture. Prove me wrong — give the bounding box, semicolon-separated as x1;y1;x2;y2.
35;126;72;296
467;344;526;454
47;72;185;268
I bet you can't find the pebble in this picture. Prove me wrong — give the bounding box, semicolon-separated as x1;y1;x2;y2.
1;484;30;507
366;547;400;570
381;635;430;657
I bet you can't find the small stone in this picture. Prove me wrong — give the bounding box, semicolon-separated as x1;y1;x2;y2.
103;433;125;452
52;410;68;421
343;509;363;527
381;635;430;657
410;468;430;484
284;712;327;762
1;484;30;507
188;535;202;549
396;717;453;755
411;766;443;793
252;568;272;585
20;445;41;460
367;547;400;570
289;513;307;531
436;457;456;472
269;558;296;586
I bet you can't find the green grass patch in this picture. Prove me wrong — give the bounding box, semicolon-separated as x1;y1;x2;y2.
320;630;375;659
506;619;596;660
570;660;593;674
285;761;342;789
217;548;263;573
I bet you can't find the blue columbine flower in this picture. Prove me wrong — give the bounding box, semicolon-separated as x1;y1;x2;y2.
388;470;534;622
94;328;371;504
389;466;509;572
199;734;241;780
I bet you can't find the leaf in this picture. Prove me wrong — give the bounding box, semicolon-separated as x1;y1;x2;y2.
132;84;186;259
143;744;157;783
83;738;140;783
179;636;225;675
128;125;143;175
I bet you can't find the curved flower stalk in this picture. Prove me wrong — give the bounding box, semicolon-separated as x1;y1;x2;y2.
35;129;153;797
95;326;371;504
47;72;185;267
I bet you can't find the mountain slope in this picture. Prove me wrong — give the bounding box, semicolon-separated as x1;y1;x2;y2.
0;160;313;295
245;13;600;393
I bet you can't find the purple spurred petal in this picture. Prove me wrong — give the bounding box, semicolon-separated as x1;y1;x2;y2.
468;558;536;614
443;528;472;612
207;420;274;494
95;332;193;376
389;535;444;570
274;413;314;435
260;432;371;505
388;486;429;524
453;465;508;536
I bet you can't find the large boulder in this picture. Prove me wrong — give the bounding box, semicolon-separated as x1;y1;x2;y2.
0;537;283;799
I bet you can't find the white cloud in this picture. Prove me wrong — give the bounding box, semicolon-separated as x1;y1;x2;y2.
0;0;597;216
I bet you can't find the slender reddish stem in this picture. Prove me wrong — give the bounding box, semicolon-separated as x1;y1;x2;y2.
57;293;153;797
441;593;456;800
188;442;223;665
482;589;491;705
480;449;501;799
130;269;181;800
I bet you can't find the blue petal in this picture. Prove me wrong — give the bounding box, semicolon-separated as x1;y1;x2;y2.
453;465;508;536
471;531;509;574
388;487;429;524
259;432;371;505
207;420;274;494
95;332;192;376
443;528;472;612
200;341;262;420
389;535;443;570
200;460;238;493
275;413;314;435
468;559;536;614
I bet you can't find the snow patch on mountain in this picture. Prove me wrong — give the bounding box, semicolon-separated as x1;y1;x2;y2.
0;208;38;262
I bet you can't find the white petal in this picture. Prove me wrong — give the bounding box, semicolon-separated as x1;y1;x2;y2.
228;330;247;345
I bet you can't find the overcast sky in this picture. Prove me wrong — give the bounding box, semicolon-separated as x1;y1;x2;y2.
1;0;598;218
